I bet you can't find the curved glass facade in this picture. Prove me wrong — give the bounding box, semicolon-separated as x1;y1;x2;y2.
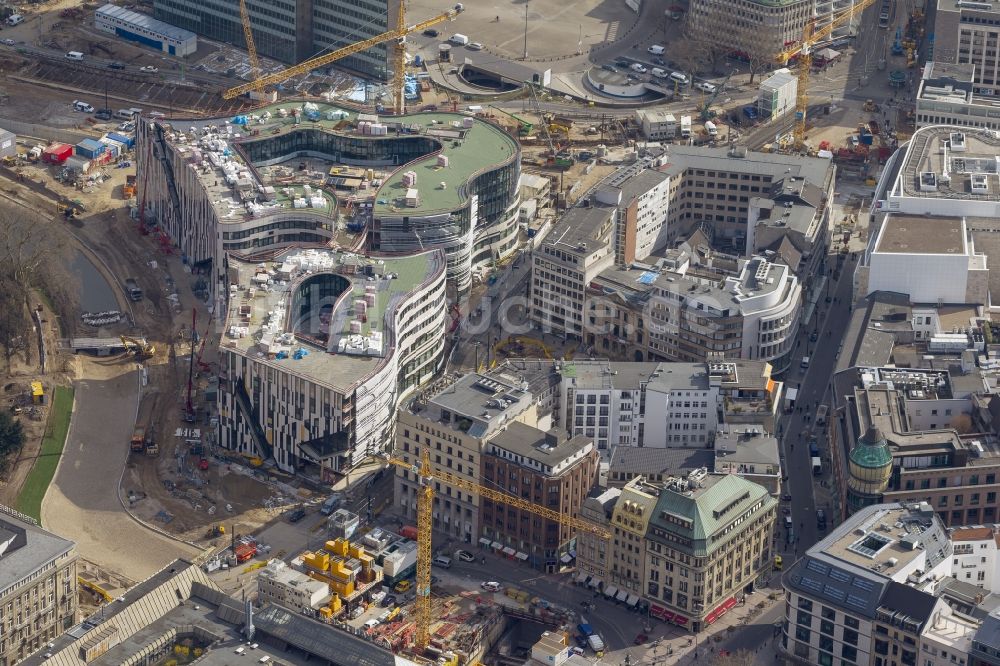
240;129;442;167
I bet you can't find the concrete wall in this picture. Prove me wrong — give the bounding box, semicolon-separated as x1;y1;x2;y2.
0;118;92;146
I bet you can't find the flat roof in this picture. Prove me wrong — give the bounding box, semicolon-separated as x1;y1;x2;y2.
661;144;834;189
97;3;196;42
0;510;74;597
157;103;518;224
893;126;1000;201
487;422;592;466
875;214;966;254
223;247;444;394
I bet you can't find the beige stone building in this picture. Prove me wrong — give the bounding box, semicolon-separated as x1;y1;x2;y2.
0;506;78;666
644;471;776;633
607;477;663;600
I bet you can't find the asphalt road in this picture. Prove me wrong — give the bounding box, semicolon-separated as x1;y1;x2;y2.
435;549;658;650
41;366;200;580
778;251;861;558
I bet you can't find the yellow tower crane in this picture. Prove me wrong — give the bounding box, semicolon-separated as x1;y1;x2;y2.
381;450;610;653
238;0;261;84
775;0;877;149
223;2;465;114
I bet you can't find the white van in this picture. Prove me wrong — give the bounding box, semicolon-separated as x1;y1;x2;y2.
647;44;665;55
65;51;84;61
668;71;689;86
705;121;718;136
73;100;94;113
651;67;668;79
800;356;811;369
6;14;23;26
449;33;469;46
432;555;452;569
116;109;136;120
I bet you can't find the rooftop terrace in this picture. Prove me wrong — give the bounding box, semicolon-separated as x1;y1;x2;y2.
222;247;444;393
158;102;518;223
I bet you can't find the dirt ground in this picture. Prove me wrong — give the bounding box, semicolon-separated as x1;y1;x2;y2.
0;136;298;556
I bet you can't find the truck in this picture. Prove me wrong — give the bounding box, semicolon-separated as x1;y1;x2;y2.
125;278;143;301
705;120;718;137
808;438;820;458
680;115;692;138
577;618;605;654
130;427;146;453
815;404;828;426
812;456;823;476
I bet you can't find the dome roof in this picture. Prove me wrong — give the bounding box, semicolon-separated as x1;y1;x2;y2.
850;426;892;469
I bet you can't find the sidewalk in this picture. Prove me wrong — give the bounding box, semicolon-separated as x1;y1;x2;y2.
599;587;785;665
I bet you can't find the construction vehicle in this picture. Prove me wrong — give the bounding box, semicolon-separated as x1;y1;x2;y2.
242;453;264;467
526;86;573;169
223;3;464;115
234;541;257;563
494;335;553;361
56;202;81;220
120;336;155;360
775;0;877;149
130;426;147;453
146;438;158;455
78;577;112;602
123;174;136;199
699;70;734;120
380;450;610;651
489;105;534;135
544;113;573;135
206;524;225;538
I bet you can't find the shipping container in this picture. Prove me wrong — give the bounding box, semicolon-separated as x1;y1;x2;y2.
42;143;73;164
106;131;134;149
0;128;15;159
400;525;418;540
75;139;106;160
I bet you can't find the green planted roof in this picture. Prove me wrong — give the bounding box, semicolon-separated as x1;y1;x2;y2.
850;427;893;469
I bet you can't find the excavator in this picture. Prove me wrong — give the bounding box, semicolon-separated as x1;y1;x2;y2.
120;336;155;360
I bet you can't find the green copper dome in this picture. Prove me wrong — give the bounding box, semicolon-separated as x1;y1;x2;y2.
850;426;892;468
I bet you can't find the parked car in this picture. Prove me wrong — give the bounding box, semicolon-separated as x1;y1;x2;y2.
286;507;306;523
118;121;135;132
630;63;647;73
363;619;380;630
809;330;819;342
370;590;386;605
634;633;649;645
381;594;397;608
0;39;14;46
481;581;502;592
72;100;95;113
423;28;439;37
455;550;475;562
139;65;159;73
107;61;125;70
695;81;717;93
467;42;483;50
95;109;113;121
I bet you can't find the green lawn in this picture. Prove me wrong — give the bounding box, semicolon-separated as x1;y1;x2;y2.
16;386;74;521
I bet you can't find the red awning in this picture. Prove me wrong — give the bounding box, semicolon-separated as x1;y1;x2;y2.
674;615;688;626
649;605;664;619
722;597;738;612
705;610;719;625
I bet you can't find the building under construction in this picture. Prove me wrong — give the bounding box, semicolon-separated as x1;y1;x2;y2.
152;0;398;77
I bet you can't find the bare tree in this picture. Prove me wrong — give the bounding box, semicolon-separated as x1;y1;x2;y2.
709;648;757;666
950;413;974;434
669;31;716;77
0;202;74;363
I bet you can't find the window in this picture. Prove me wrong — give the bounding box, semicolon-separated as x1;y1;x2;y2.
820;636;834;652
821;620;835;636
795;626;811;642
842;645;858;662
797;610;812;626
798;598;814;611
843;629;859;646
822;607;836;621
844;616;860;630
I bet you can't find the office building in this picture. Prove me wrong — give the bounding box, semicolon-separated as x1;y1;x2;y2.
606;476;663;600
687;0;812;63
480;424;599;571
153;0;397;78
646;471;777;632
575;487;620;589
0;507;77;666
135;104;520;300
394;370;546;542
531;146;833;369
557;359;781;455
831;365;1000;527
780;503;954;666
218;247;448;477
911;62;1000;131
934;0;1000;97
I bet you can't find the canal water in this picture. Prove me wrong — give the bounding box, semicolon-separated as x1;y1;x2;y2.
69;251;119;314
